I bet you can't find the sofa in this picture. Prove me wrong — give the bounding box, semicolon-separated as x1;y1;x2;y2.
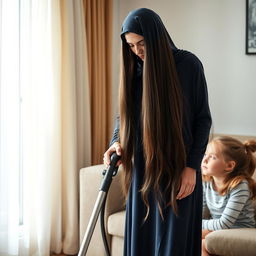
79;135;256;256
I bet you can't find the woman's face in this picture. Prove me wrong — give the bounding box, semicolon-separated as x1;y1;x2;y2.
125;32;145;61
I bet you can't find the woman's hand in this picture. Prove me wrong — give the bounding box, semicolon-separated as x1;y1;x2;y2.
176;167;196;200
103;142;122;167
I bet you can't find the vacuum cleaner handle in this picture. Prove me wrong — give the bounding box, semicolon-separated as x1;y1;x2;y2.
100;152;121;192
78;152;121;256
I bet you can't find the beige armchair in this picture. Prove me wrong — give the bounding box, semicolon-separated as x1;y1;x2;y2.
79;135;256;256
79;164;125;256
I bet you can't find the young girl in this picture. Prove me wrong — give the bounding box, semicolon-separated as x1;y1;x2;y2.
201;136;256;256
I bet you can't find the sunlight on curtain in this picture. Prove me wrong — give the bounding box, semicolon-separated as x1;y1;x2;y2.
60;0;91;253
0;0;20;255
20;0;62;254
0;0;91;255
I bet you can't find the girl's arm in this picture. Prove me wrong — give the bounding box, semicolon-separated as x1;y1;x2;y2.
202;183;212;241
202;181;251;230
202;182;210;219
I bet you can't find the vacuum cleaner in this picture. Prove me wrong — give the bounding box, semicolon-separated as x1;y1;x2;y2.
78;153;121;256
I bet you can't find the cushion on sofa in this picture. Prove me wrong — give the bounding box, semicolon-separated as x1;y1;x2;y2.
206;228;256;256
108;210;125;237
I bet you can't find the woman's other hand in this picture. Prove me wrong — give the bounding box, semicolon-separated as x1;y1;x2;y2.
176;167;196;200
103;142;122;167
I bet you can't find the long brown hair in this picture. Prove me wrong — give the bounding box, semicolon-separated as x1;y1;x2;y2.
119;18;186;218
203;136;256;199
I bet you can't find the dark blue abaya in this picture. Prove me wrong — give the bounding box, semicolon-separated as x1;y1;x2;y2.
110;8;212;256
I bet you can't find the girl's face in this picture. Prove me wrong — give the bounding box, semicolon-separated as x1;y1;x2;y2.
201;142;230;178
125;32;145;60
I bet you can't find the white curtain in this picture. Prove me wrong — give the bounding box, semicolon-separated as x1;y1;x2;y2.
0;0;21;255
60;0;91;253
0;0;91;255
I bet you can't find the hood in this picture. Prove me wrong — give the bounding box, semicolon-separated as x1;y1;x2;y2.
121;8;177;50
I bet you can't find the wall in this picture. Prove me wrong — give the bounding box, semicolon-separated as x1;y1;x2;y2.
112;0;256;136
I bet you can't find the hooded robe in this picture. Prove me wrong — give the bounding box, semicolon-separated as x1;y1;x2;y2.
110;8;212;256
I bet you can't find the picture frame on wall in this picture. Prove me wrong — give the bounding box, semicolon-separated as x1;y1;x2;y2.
246;0;256;54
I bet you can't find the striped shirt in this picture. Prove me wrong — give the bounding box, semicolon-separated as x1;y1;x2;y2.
202;180;256;230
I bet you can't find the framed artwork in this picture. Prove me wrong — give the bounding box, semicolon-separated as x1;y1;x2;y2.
246;0;256;54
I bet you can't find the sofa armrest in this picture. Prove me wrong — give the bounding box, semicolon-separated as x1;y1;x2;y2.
79;164;125;256
205;228;256;256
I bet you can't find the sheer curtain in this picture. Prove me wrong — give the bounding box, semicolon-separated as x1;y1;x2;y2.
0;0;21;254
0;0;91;255
60;0;91;253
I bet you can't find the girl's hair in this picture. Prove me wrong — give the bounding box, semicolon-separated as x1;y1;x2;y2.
203;136;256;199
119;19;186;218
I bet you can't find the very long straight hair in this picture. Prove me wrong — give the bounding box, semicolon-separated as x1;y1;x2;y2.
119;31;186;217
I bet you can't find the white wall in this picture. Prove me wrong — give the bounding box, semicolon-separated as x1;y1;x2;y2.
112;0;256;136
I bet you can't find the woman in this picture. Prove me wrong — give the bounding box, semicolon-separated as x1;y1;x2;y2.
104;8;212;256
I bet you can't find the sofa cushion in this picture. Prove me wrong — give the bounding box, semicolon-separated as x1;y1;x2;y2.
108;210;125;238
205;228;256;256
